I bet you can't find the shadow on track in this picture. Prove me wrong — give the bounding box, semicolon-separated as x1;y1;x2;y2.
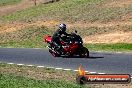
88;56;104;59
61;56;104;59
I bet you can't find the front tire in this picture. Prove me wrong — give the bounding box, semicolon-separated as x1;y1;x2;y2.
80;47;89;58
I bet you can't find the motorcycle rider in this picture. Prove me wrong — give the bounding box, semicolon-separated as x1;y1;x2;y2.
52;23;70;54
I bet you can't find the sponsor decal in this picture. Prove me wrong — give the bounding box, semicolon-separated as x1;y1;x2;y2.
76;65;131;85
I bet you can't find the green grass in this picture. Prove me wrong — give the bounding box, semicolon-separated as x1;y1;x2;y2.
70;26;114;37
85;43;132;52
0;63;88;88
0;74;83;88
1;0;131;22
0;0;21;6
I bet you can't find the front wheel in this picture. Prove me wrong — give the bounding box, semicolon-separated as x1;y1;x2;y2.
79;47;89;58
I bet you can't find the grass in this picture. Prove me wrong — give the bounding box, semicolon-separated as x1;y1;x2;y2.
1;0;131;22
85;43;132;52
70;26;114;37
73;25;132;37
0;0;21;6
0;63;76;82
0;26;53;48
0;60;131;88
0;74;85;88
0;63;87;88
0;62;131;88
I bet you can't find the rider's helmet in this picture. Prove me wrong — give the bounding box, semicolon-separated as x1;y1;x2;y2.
59;23;67;32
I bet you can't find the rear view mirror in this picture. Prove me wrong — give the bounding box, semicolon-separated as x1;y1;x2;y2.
75;30;77;33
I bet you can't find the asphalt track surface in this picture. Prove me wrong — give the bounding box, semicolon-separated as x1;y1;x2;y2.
0;48;132;75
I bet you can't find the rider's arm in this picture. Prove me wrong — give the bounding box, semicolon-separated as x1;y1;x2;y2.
63;32;71;36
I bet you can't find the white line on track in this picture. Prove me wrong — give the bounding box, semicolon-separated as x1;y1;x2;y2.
63;69;71;71
37;66;45;68
55;68;63;70
7;63;14;65
89;72;97;74
85;71;89;73
27;65;34;67
73;70;78;72
4;62;132;79
98;73;106;74
17;64;24;66
46;67;55;69
95;51;132;54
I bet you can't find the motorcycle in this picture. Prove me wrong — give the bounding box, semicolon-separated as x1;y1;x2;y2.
43;30;89;58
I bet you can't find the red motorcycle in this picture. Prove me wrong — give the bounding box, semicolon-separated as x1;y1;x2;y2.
43;30;89;57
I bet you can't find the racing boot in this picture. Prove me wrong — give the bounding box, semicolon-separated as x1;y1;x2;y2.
59;47;65;55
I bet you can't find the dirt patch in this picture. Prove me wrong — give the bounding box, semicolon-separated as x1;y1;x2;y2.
0;0;33;16
0;20;132;44
0;20;59;33
83;31;132;43
68;21;132;28
105;0;132;7
0;0;53;16
0;20;132;33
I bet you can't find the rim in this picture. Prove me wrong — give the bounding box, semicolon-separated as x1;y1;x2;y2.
81;48;88;57
81;52;87;57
